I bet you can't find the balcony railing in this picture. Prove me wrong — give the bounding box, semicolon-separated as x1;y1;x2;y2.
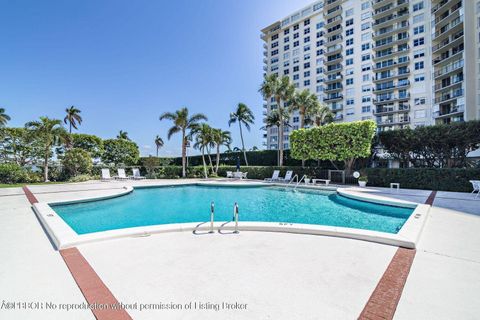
433;89;464;104
434;15;463;40
433;104;465;118
433;59;464;78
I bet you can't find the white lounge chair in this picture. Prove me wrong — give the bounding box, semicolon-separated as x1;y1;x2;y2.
226;171;234;178
470;180;480;199
278;170;293;183
242;172;248;179
132;168;146;180
101;168;113;181
115;168;130;180
265;170;280;182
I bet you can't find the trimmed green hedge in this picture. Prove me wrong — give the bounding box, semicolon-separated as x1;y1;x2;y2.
365;168;480;192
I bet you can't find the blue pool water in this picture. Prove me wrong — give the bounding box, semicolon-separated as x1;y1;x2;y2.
51;185;414;235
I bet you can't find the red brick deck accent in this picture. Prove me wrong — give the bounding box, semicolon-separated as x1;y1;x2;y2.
22;186;38;204
358;248;416;320
60;247;132;320
425;191;437;205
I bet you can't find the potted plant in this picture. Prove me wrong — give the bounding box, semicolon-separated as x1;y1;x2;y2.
304;176;311;184
358;176;368;187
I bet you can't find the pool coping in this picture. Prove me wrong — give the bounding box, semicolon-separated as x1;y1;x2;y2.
31;181;430;250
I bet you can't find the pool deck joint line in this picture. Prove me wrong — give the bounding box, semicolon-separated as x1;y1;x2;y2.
60;247;132;320
22;185;38;204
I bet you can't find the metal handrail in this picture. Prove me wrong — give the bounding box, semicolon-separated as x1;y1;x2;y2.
209;201;215;233
294;175;307;190
287;174;299;186
233;202;239;234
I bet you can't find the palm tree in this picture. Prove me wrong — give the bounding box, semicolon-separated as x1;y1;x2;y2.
154;135;164;157
228;103;255;166
25;117;69;182
250;146;259;151
306;100;334;127
259;74;294;166
160;107;207;178
117;130;130;140
261;109;291;166
289;89;316;129
0;108;11;127
192;123;213;178
64;106;83;133
212;128;231;173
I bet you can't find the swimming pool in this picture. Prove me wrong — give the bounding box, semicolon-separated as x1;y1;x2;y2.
51;185;414;235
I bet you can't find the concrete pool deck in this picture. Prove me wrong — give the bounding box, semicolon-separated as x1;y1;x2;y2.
0;179;479;319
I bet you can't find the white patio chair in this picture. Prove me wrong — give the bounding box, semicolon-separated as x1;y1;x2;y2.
101;168;113;181
132;168;146;180
115;168;130;180
264;170;280;182
470;180;480;199
226;171;234;178
278;170;293;183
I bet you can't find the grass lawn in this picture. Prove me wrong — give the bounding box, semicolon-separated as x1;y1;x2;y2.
0;181;74;188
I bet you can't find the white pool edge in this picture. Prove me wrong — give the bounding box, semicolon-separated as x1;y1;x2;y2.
32;182;430;250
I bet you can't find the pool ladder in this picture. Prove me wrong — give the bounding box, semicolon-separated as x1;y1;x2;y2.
287;174;308;190
209;201;239;234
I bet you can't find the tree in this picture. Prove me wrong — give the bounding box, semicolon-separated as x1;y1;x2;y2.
102;139;139;165
261;109;291;166
117;130;130;140
192;123;213;178
160;107;207;178
306;100;333;127
228;103;255;166
212;128;231;173
71;133;104;158
259;74;294;166
0;127;35;165
25;117;69;182
289;89;315;129
0;108;11;127
64;106;83;133
290;120;377;172
154;135;164;157
62;148;92;177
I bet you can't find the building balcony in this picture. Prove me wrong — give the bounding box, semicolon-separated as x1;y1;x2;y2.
372;0;392;9
374;57;410;71
324;94;343;102
330;104;344;111
433;59;464;79
373;0;409;19
433;15;463;43
377;116;410;126
324;85;343;93
434;75;463;92
433;47;464;67
374;45;410;60
326;44;342;54
373;10;409;28
325;64;343;74
324;73;343;83
333;114;344;121
433;2;462;28
433;104;465;118
324;5;342;19
373;93;410;104
373;21;409;38
374;80;410;92
374;104;410;115
324;15;343;29
324;0;341;9
374;34;409;50
432;30;463;54
374;69;410;82
432;0;451;15
325;35;343;46
433;88;464;104
324;54;343;65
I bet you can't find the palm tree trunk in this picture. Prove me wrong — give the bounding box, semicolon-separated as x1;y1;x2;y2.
69;122;72;134
276;125;281;166
215;145;220;173
278;112;284;167
206;147;214;172
239;122;248;166
201;148;207;178
44;149;49;182
181;131;186;178
156;146;159;157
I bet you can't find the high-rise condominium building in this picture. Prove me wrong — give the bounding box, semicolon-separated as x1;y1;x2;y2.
261;0;480;150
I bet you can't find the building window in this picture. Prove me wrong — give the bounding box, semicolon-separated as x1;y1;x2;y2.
414;97;426;105
284;45;290;51
413;14;424;24
413;25;424;35
346;48;354;55
361;22;370;31
294;24;299;31
304;19;310;26
284;69;289;75
346;18;354;26
304;62;310;68
362;74;370;82
346;28;354;36
361;2;370;10
346;58;354;65
346;78;354;85
284;29;289;35
413;37;424;47
361;43;370;51
346;8;354;17
361;54;370;61
347;99;354;105
293;74;299;80
413;49;425;59
346;68;354;75
304;27;310;34
413;1;424;12
414;74;425;82
361;12;371;20
362;106;371;113
414;61;424;70
304;36;310;43
304;71;310;77
361;33;371;41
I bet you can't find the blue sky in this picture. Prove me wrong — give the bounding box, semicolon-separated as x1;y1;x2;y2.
1;0;313;156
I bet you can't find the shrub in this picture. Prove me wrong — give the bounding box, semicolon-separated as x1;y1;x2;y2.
0;163;28;183
68;174;95;182
62;148;93;178
290;120;377;171
365;168;480;192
